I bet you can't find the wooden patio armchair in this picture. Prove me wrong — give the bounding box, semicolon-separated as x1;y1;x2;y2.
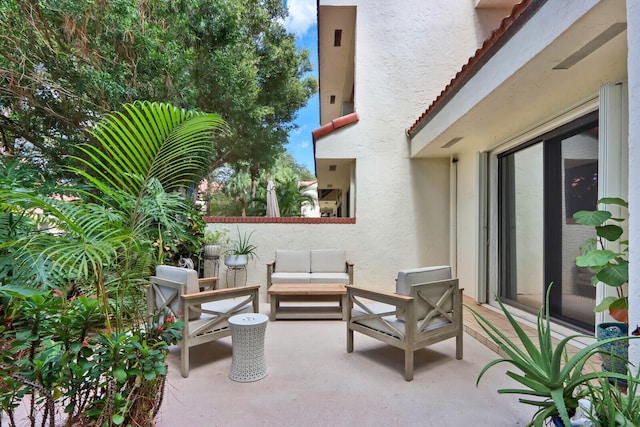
147;265;260;378
346;266;463;381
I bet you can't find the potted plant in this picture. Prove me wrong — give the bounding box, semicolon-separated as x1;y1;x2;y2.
467;286;634;427
203;228;230;257
224;228;258;267
584;368;640;426
573;197;629;376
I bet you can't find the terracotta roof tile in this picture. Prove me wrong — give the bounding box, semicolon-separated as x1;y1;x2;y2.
407;0;543;137
312;112;359;142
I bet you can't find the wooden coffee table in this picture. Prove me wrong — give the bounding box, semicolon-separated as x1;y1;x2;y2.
267;283;347;321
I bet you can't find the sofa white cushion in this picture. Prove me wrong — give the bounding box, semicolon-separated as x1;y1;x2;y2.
275;250;311;273
395;266;452;321
155;265;202;320
310;250;346;273
310;272;350;284
271;272;311;284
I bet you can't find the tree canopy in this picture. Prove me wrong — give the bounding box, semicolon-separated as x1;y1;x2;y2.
0;0;317;180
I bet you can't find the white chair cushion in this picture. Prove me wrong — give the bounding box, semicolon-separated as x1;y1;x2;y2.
310;250;346;273
275;250;311;273
395;266;451;295
310;272;350;284
351;304;450;338
396;266;452;321
271;272;311;284
186;299;254;335
155;265;201;320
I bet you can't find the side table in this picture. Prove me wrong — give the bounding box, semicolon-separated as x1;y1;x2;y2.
228;313;269;382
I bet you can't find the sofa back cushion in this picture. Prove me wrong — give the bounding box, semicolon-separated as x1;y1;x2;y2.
311;250;346;273
395;266;452;321
275;250;311;273
155;265;201;320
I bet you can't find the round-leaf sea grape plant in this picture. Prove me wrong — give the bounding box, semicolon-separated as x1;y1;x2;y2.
0;101;225;426
573;197;629;323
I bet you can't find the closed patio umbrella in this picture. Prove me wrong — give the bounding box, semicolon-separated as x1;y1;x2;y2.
266;179;280;217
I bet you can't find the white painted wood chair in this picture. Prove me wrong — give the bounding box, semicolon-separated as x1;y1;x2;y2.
346;266;463;381
147;265;260;378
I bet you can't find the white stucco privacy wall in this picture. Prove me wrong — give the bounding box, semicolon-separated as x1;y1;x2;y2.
626;0;639;368
315;1;503;292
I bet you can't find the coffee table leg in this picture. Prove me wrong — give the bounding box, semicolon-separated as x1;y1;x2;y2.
270;295;277;321
341;294;348;321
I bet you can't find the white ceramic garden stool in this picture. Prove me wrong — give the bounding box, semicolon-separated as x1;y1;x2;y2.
228;313;269;382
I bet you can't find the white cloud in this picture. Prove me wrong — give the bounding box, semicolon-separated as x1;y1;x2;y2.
284;0;317;36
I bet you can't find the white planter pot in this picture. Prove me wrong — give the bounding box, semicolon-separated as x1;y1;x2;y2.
224;254;248;267
203;244;222;257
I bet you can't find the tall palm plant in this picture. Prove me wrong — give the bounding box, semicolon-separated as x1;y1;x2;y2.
0;102;226;426
5;101;227;330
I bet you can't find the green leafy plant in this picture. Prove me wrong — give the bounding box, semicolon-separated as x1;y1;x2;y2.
573;197;628;323
467;286;633;427
0;289;182;427
204;228;230;245
0;101;224;426
585;368;640;426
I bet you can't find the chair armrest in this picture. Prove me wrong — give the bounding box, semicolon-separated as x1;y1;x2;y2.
347;285;412;306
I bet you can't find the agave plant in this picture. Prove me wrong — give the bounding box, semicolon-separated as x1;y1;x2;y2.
468;286;634;427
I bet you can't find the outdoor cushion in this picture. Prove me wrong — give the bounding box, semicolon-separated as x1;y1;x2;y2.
310;250;347;273
351;303;450;338
187;299;254;335
155;265;201;320
270;272;311;284
310;272;350;284
396;266;452;321
275;250;311;273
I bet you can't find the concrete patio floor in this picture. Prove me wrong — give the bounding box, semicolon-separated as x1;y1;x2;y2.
157;298;540;426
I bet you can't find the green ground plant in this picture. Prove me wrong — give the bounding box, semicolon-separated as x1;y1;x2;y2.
467;286;634;427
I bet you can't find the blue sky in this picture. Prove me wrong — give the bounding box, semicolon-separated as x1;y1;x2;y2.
283;0;319;174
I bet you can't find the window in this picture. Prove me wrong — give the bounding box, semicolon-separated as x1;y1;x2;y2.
498;112;599;332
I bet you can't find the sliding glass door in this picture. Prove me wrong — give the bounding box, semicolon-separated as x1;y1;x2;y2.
498;112;599;332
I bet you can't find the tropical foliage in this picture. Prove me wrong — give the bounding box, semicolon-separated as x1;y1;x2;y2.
0;102;224;426
0;0;317;179
573;197;629;323
210;154;315;217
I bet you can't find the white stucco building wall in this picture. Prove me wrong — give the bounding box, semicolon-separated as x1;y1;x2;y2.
314;1;504;290
627;0;639;368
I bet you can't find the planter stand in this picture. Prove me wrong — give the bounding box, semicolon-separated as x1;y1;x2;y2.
226;265;247;287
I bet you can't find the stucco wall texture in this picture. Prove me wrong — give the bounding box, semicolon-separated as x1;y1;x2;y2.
626;0;639;367
313;1;499;293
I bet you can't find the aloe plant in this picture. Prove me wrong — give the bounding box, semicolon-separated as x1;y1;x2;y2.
468;286;633;427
